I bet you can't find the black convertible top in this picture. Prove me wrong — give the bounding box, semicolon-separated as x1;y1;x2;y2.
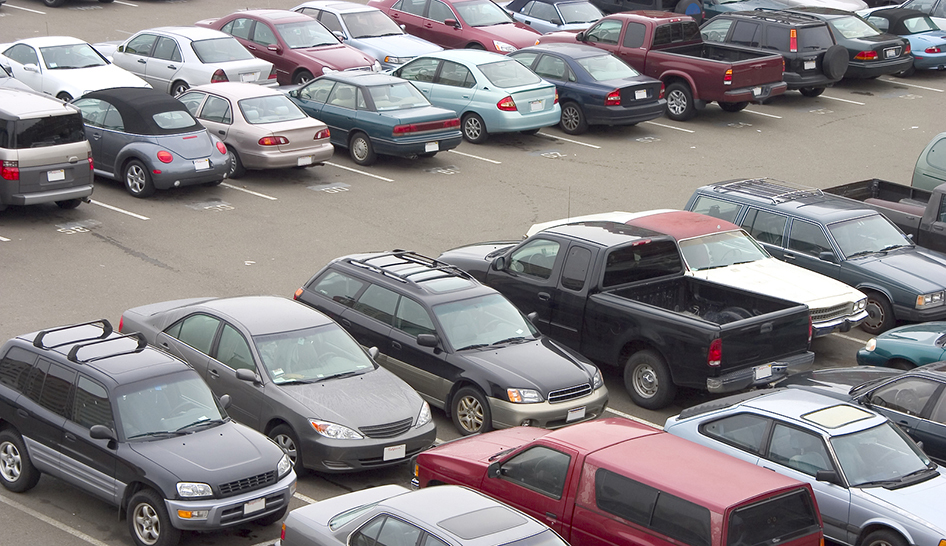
506;0;572;15
81;87;202;136
868;8;934;35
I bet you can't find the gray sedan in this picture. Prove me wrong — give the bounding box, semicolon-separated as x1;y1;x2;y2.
119;296;437;473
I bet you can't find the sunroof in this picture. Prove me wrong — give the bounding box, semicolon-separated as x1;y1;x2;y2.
802;404;873;428
438;506;527;539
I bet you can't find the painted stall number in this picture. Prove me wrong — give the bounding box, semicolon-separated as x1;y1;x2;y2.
310;182;352;193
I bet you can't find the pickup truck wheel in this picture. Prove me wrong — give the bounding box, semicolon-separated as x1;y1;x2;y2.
128;489;181;546
822;45;850;81
862;292;895;335
862;530;907;546
625;351;676;410
0;430;41;493
560;102;588;135
799;87;825;97
665;82;696;122
452;386;492;435
718;101;748;112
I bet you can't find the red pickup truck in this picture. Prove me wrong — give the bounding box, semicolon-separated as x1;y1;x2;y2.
537;12;787;121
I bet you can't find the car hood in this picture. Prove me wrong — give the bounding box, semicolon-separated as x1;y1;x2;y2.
536;30;583;45
459;337;595;394
848;247;946;293
277;367;420;426
878;322;946;343
62;64;151;94
856;473;946;535
438;241;518;280
475;22;543;49
294;44;375;69
354;34;443;57
776;366;900;396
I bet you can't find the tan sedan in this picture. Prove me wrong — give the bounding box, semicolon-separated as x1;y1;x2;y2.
178;82;334;178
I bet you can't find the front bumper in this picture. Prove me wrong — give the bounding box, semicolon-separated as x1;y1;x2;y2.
298;420;437;473
893;302;946;323
166;471;296;531
240;141;335;170
721;81;787;103
845;56;914;78
812;309;869;338
706;352;815;393
489;386;609;429
584;100;666;127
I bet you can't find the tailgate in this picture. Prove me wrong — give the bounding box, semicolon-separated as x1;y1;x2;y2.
717;306;810;373
730;57;784;88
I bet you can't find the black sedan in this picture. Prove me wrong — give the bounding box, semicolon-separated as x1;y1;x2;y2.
788;7;914;78
509;43;665;135
778;364;946;465
72;87;230;198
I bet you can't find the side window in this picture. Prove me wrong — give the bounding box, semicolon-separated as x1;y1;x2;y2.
296;7;319;16
436;60;474;87
529;1;557;21
768;424;832;476
299;79;336;102
869;377;941;417
23;359;50;404
310;270;367;307
102;106;124;132
561;246;592;291
394;297;436;337
152;37;182;62
169;314;221;354
200;95;232;124
177;91;207;117
356;88;368;110
511;52;539;70
353;284;399;326
509;238;561;280
216;324;255;371
595;468;659;526
398;57;441;83
741;208;787;246
124;34;158;56
622;22;646;48
73;376;114;429
428;0;455;23
356;516;424;546
5;44;40;66
520;0;536;14
500;446;571;499
585;19;622;44
534;54;568;81
320;12;344;33
730;21;761;47
701;18;733;43
867;16;889;31
651;493;711;546
690;195;742;223
398;0;427;16
788;219;832;257
38;362;77;418
938;194;946;223
352;515;385;546
701;413;770;454
227;18;255;41
0;346;37;394
252;22;278;47
764;25;789;50
327;83;358;109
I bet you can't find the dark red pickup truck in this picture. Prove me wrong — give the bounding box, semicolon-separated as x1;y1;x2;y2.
537;11;787;120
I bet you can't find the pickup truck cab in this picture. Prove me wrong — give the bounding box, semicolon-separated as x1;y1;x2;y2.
537;11;787;120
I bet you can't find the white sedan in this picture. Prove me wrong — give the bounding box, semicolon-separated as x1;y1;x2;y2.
0;36;150;101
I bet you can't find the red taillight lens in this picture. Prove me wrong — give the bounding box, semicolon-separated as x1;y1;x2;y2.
258;136;289;146
497;96;517;111
1;160;18;181
723;68;733;85
268;66;277;80
790;28;797;53
445;118;460;128
393;123;418;135
554;90;559;104
658;83;665;99
926;46;941;54
211;69;228;83
88;152;94;171
707;338;722;367
156;150;173;163
854;51;878;60
314;128;330;140
605;89;621;106
294;288;304;300
118;315;124;332
808;315;813;345
281;523;286;541
215;141;227;154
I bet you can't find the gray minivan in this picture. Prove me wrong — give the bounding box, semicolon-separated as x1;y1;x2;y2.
0;88;93;210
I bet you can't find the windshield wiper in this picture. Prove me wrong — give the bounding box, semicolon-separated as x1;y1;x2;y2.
488;447;517;461
846;250;877;259
491;336;530;346
320;370;365;381
176;418;226;433
457;343;490;351
879;244;910;252
127;430;186;439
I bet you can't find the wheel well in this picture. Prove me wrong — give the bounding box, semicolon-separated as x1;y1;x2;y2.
887;358;916;370
663;76;688;90
444;380;484;417
619;341;671;376
428;480;446;486
263;418;292;436
466;42;485;49
855;525;908;546
120;482;152;518
292;68;314;81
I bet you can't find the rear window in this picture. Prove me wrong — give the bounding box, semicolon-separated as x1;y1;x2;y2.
727;489;820;546
478;60;541;88
0;113;86;150
652;21;700;46
797;26;834;50
601;240;682;288
152;110;200;130
190;37;255;63
576;54;639;81
238;95;307;123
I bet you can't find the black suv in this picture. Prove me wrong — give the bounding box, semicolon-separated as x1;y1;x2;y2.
700;10;849;97
0;320;295;546
293;251;609;436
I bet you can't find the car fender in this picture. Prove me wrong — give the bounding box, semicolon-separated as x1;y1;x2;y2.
852;282;898;308
114;142;161;177
852;513;920;546
657;69;699;100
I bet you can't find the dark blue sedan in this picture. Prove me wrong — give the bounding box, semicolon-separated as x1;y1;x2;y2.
286;72;462;165
509;43;664;135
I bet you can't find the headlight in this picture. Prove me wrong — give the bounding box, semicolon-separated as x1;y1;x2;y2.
856;298;867;310
385;56;411;64
177;482;213;498
416;401;432;427
493;40;517;53
592;369;603;390
372;60;382;71
322;66;337;75
310;419;364;439
277;453;292;477
507;388;543;403
864;338;876;352
916;291;945;308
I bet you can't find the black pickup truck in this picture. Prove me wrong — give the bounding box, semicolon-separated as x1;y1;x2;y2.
438;221;814;410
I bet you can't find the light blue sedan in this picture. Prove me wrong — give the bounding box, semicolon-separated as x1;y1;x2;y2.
291;0;443;70
392;49;561;143
665;388;946;546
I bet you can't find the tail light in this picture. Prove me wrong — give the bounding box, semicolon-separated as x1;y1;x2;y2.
1;160;18;181
808;315;813;346
854;51;878;61
118;315;124;332
393;124;419;135
707;338;722;367
782;57;785;72
156;150;173;163
393;118;462;135
905;42;911;54
659;83;665;99
267;66;277;80
790;28;797;53
723;68;732;85
294;288;304;300
211;69;228;83
927;46;941;54
281;523;286;541
215;141;227;154
445;118;460;128
497;96;517;111
605;89;621;106
554;90;559;104
259;136;289;146
88;151;94;171
314;128;331;140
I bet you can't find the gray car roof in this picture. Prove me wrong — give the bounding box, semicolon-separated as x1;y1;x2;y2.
190;296;334;335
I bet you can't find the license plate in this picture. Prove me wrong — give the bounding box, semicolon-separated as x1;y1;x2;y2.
635;89;647;100
240;72;257;82
754;364;773;381
752;87;762;97
885;48;897;59
804;60;816;70
530;100;543;112
566;406;586;423
297;156;313;166
243;497;265;516
383;444;406;461
194;158;210;171
47;169;65;182
425;141;438;153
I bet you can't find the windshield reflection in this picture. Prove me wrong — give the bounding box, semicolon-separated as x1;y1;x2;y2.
828;215;912;259
678;231;769;271
433;293;539;350
254;323;375;384
831;422;931;486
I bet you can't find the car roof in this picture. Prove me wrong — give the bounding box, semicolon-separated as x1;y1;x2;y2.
539;221;670;247
189;296;334;335
0;88;79;117
608;10;695;21
144;26;232;41
506;0;593;12
191;81;287;99
867;8;931;31
318;71;406;86
80;87;203;136
787;6;856;17
520;42;616;59
625;210;741;240
295;0;378;13
236;9;316;22
11;36;87;47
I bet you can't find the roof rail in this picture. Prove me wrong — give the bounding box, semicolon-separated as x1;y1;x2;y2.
33;319;113;350
347;250;476;285
67;332;148;364
713;178;824;203
750;7;823;21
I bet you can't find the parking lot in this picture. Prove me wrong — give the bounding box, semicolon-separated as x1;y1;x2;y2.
2;0;946;544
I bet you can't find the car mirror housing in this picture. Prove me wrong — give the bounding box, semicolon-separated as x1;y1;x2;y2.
288;89;299;98
235;368;257;383
487;461;502;478
444;18;460;28
815;469;841;486
818;251;836;263
89;425;117;441
416;334;439;348
551;18;562;25
333;31;346;40
576;31;585;42
492;256;506;271
219;393;232;409
368;346;381;360
267;44;282;54
23;63;40;73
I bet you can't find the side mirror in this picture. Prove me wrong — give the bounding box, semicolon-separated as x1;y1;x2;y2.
89;425;117;441
492;256;506;271
400;24;407;30
235;368;257;383
288;89;299;98
815;470;841;486
575;31;585;42
487;461;503;478
527;311;538;323
117;45;125;53
551;18;562;25
416;334;439;348
917;440;925;451
333;31;346;40
368;346;380;359
444;18;460;28
267;44;282;54
818;251;836;263
219;393;232;409
23;63;40;73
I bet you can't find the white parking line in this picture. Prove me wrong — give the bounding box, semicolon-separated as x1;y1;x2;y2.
831;332;867;345
249;540;280;546
325;162;394;182
221;182;277;200
605;407;662;429
0;494;110;546
643;120;696;133
89;199;149;220
820;95;866;105
113;0;138;5
4;3;47;13
293;492;318;504
744;109;782;119
0;235;10;242
448;149;502;164
537;132;601;149
879;79;944;93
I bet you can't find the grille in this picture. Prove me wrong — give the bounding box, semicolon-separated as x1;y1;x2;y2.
810;302;854;323
548;383;592;403
359;417;412;439
218;470;276;497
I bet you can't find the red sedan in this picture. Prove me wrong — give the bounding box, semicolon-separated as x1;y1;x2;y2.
196;10;381;85
367;0;541;53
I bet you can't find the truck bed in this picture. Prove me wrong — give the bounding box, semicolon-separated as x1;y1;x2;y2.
824;179;932;233
663;42;780;64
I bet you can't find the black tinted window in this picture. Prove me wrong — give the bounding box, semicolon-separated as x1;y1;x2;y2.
691;195;741;223
602;240;682;288
788;220;831;257
798;26;834;49
501;446;571;499
652;21;700;45
23;359;50;404
727;490;820;546
73;375;113;429
731;21;761;47
701;413;769;454
595;468;658;526
651;493;711;546
310;270;367;307
354;285;399;326
561;246;591;291
9;113;86;149
0;346;36;393
741;208;786;246
764;26;789;50
623;22;646;47
39;362;77;418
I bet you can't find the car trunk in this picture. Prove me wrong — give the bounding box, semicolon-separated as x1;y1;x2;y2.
154;130;215;160
509;84;557;115
266;118;326;153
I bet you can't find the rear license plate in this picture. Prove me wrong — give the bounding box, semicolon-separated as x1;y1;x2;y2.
243;497;265;516
240;72;257;82
635;89;647;100
754;364;773;380
194;158;210;171
297;156;312;166
425;141;438;153
752;87;762;97
47;169;65;182
530;100;543;112
804;60;816;70
383;444;406;461
566;406;586;423
885;48;897;59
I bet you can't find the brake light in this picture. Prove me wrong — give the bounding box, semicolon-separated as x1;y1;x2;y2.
393;124;419;135
268;66;277;80
118;315;124;332
215;141;227;154
789;28;797;53
605;89;621;106
904;42;911;54
926;46;941;54
659;83;665;99
808;315;813;345
281;523;286;541
314;128;331;139
211;69;228;83
1;160;18;181
259;136;289;146
294;288;304;300
723;68;732;85
497;96;517;111
554;89;559;104
707;338;722;367
156;150;173;163
444;118;460;128
88;151;94;171
854;51;878;60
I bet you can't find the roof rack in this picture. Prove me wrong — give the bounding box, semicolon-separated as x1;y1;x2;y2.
749;8;824;21
348;250;475;285
67;332;148;364
33;319;113;350
712;178;824;203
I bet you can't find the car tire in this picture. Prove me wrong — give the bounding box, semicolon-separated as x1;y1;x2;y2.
349;132;377;166
451;386;492;436
43;0;66;7
665;82;696;122
466;43;487;50
0;430;41;493
170;81;188;97
862;291;895;335
799;87;826;97
127;489;181;546
226;146;246;178
293;70;314;85
894;65;916;78
56;92;73;102
123;159;155;198
624;350;677;410
862;530;907;546
269;425;303;470
254;505;288;527
822;45;850;81
718;101;748;112
461;113;488;144
56;199;82;209
560;102;588;135
674;0;704;24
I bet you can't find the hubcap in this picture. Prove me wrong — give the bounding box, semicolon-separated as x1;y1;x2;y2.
173;84;187;97
126;165;146;194
464;118;481;140
273;434;297;464
352;138;368;161
633;364;658;398
133;502;161;546
0;441;22;482
227;149;237;176
562;107;579;131
668;90;687;115
456;396;484;433
864;301;885;330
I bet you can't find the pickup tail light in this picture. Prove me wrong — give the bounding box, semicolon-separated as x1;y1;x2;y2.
723;68;732;85
315;128;331;140
211;69;228;83
497;96;517;111
854;51;878;61
281;524;286;541
1;160;18;181
605;89;621;106
790;28;797;53
707;338;722;367
259;136;289;146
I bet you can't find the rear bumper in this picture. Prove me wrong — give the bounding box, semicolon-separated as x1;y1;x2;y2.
240;141;335;170
845;57;913;78
371;131;463;158
489;386;609;429
707;351;815;393
783;72;837;90
2;183;93;206
721;81;788;103
152;159;229;190
483;106;561;134
913;56;946;71
812;309;869;338
584;100;666;127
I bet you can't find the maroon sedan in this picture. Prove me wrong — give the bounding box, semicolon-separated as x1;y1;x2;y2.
367;0;541;53
196;10;381;85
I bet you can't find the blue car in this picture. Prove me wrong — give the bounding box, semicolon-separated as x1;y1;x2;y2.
856;321;946;367
509;43;664;135
392;49;561;144
291;1;443;70
864;8;946;75
286;72;462;165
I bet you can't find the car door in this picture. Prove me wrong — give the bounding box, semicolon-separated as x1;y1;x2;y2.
72;97;108;164
739;208;789;259
916;385;946;464
862;377;942;447
387;295;454;405
429;60;477;113
548;243;595;348
58;375;120;505
486;236;563;333
292;78;336;137
319;82;359;144
340;283;398;356
248;19;292;78
154;313;219;382
423;0;464;49
114;33;159;84
581;18;624;57
97;103;129;176
146;36;184;93
394;57;441;99
17;359;75;479
208;322;264;431
2;44;43;92
520;1;559;34
387;0;429;40
783;218;843;279
615;21;648;72
195;94;234;142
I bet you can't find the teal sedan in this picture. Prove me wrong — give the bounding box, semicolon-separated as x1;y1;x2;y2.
858;322;946;369
286;72;461;165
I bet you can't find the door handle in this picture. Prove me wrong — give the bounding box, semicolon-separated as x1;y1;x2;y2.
783;253;795;260
92;132;102;140
167;65;176;69
160;341;169;348
247;45;257;50
16;409;28;419
342;318;352;327
538;292;550;302
137;58;147;64
545;512;557;520
65;432;77;442
218;130;226;135
934;225;944;231
209;369;220;378
392;341;402;350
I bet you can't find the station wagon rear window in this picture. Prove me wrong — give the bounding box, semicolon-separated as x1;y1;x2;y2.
1;113;86;149
478;60;541;88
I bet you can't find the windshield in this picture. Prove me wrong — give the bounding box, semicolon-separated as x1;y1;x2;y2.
479;59;541;87
828;16;882;39
191;37;255;63
830;422;931;487
115;371;225;440
40;43;107;70
455;0;513;27
678;230;768;271
254;323;376;384
342;10;403;38
576;54;639;80
277;20;340;48
239;95;307;123
432;293;539;350
558;2;602;24
828;214;912;259
368;82;431;110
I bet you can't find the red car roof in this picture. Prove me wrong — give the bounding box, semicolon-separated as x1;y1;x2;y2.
626;210;740;240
